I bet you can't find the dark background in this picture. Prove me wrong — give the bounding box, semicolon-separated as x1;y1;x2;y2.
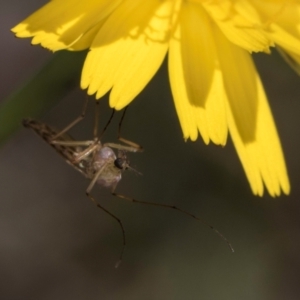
1;1;300;299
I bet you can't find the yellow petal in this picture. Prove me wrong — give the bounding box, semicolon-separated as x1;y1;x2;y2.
69;22;105;51
169;22;198;142
214;26;290;196
253;1;300;54
201;0;273;52
277;46;300;75
253;1;300;75
11;0;121;51
81;0;174;109
168;2;227;144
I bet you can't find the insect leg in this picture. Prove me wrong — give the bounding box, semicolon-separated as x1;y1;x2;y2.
117;106;143;152
51;140;94;147
99;109;115;139
103;142;141;153
111;190;234;253
86;163;126;267
93;100;100;139
98;106;143;152
73;142;100;163
51;95;89;140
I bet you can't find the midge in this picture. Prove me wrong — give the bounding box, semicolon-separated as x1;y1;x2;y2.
23;98;234;266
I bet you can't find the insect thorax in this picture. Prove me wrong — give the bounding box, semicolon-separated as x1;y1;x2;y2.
92;146;122;188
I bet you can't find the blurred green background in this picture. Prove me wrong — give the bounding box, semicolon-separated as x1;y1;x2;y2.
1;1;300;300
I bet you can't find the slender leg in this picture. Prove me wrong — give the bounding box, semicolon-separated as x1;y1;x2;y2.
98;106;143;151
93;100;100;139
73;142;100;163
111;191;234;253
86;193;126;268
51;139;99;164
99;109;115;139
117;106;143;152
86;163;108;194
51;95;89;140
103;142;141;153
86;163;126;268
51;140;94;147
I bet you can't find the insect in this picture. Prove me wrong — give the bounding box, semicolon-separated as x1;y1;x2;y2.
23;99;234;266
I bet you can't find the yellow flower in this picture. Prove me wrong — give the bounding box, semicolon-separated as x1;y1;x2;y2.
12;0;298;197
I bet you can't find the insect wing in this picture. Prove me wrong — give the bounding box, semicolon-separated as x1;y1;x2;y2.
23;119;89;178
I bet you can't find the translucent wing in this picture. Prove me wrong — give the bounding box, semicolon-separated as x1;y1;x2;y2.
23;119;90;178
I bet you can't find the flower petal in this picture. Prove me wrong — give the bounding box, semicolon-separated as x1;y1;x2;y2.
214;27;290;196
11;0;121;51
81;0;175;109
69;22;105;51
253;0;300;67
201;0;273;52
168;2;227;144
277;46;300;76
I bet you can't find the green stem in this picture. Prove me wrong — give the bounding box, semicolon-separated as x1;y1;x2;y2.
0;50;87;145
